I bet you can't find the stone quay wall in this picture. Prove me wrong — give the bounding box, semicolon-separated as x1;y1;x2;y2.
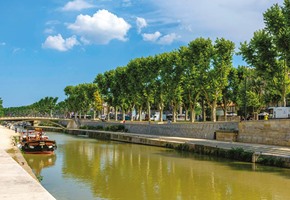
238;119;290;146
79;119;290;147
80;121;238;140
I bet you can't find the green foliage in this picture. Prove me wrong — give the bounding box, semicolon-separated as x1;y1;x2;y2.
239;0;290;106
79;124;128;132
225;148;253;162
257;156;285;167
79;125;104;130
37;175;43;182
93;90;103;112
175;143;190;151
64;83;98;117
3;97;58;117
104;125;127;132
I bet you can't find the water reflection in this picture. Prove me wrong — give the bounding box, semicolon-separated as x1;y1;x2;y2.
24;154;56;177
24;132;290;200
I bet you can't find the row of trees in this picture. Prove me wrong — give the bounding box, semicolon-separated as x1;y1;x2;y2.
95;37;235;122
64;83;102;119
3;97;59;117
1;0;289;122
2;84;103;120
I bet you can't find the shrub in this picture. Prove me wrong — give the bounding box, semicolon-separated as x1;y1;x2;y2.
105;125;126;132
257;156;285;167
80;125;103;130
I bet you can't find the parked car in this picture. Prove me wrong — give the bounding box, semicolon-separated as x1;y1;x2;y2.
117;114;131;120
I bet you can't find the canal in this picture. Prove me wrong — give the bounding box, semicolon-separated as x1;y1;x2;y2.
23;132;290;200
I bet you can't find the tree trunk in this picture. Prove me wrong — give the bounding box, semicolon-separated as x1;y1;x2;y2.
172;102;178;123
130;107;134;122
202;100;206;122
138;107;142;122
147;101;151;122
158;102;164;122
211;100;217;122
107;105;110;121
190;104;196;123
93;110;96;120
115;107;118;121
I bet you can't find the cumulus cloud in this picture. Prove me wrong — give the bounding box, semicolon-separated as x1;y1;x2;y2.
68;9;131;44
62;0;95;11
142;32;178;44
42;34;79;51
136;17;147;33
158;33;178;45
142;31;161;42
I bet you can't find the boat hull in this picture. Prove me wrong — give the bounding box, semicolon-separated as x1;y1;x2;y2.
21;140;57;154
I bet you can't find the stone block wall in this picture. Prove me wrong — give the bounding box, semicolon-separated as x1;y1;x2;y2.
69;119;290;146
238;120;290;146
81;121;239;140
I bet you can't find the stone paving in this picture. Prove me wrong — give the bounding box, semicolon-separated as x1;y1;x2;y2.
0;126;55;200
122;132;290;158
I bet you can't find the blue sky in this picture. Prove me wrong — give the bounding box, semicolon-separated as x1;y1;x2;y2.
0;0;284;107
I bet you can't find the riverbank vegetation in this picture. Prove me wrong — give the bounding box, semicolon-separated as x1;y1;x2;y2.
170;143;287;168
2;0;290;123
80;124;128;132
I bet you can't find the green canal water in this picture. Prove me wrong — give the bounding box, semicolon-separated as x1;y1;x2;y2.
23;132;290;200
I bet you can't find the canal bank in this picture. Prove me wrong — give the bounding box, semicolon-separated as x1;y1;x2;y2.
42;126;290;168
0;126;56;200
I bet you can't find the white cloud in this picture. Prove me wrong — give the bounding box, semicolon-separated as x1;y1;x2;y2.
62;0;95;11
142;32;178;45
44;28;55;34
42;34;79;51
147;0;284;43
68;9;131;44
142;31;161;42
158;33;178;45
136;17;147;33
0;42;6;46
13;48;23;54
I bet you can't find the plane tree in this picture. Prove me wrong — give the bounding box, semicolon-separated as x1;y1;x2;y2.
94;70;115;121
186;38;213;121
55;101;69;118
153;54;169;122
64;83;98;119
219;67;239;121
161;51;184;122
240;0;290;107
92;90;103;120
114;66;131;120
204;38;235;122
126;58;147;121
139;56;159;121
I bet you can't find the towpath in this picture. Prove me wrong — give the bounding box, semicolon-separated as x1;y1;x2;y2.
127;133;290;158
0;126;55;200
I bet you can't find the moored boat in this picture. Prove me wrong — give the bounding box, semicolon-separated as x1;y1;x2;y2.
20;128;57;154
